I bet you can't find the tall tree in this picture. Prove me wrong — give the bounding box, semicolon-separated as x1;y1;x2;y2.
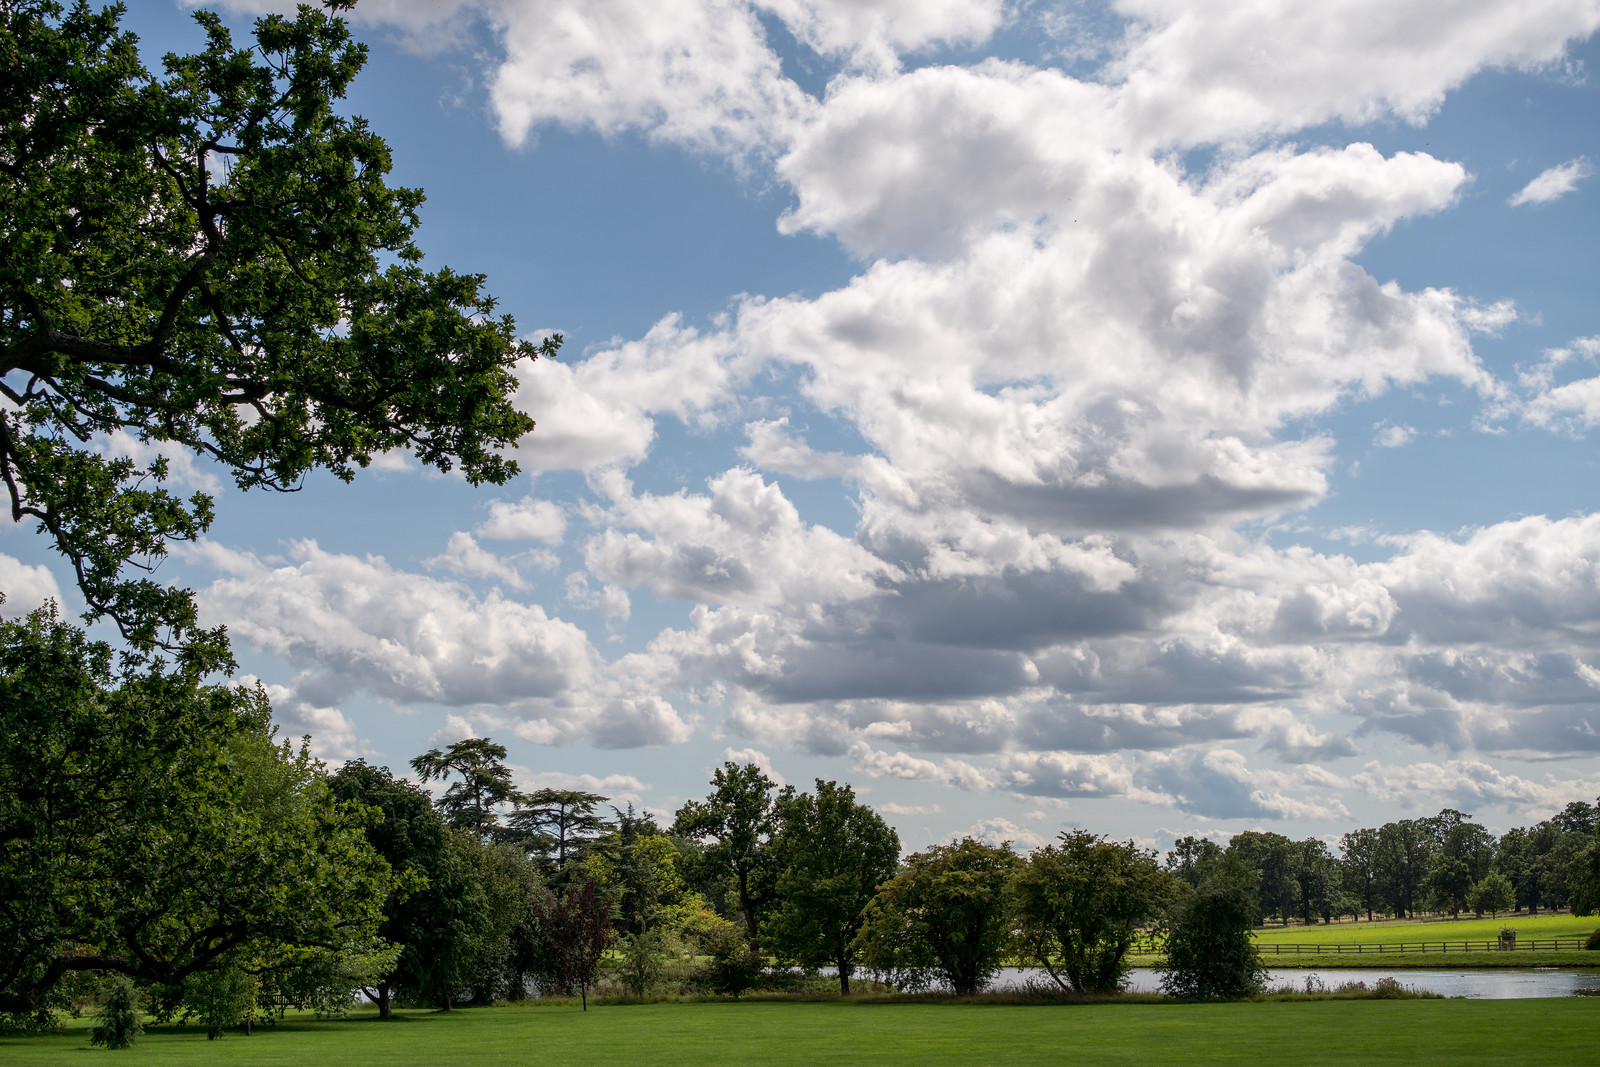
410;737;518;838
508;789;611;868
1291;838;1338;925
327;759;497;1017
1166;836;1223;887
0;0;554;655
671;762;780;949
1375;819;1434;918
766;780;901;995
1340;828;1381;921
1226;831;1296;924
1010;831;1176;994
853;838;1020;996
0;607;391;1015
530;878;613;1011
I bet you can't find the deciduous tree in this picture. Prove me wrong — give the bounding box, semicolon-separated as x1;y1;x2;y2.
672;762;780;949
0;0;554;655
0;607;391;1015
1010;831;1175;994
767;780;900;995
853;837;1019;996
1159;853;1265;1000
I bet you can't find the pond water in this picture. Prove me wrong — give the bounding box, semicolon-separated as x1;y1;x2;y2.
990;966;1600;999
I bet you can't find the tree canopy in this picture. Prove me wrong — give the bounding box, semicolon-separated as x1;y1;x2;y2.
1010;830;1175;994
671;762;780;949
767;780;900;995
410;737;518;838
0;605;392;1015
0;0;554;656
853;837;1019;997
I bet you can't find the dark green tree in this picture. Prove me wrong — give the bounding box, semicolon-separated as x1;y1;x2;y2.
508;789;611;868
1010;830;1175;994
1165;835;1223;887
1158;853;1265;1000
671;762;780;949
1468;870;1515;918
1291;838;1339;924
1226;831;1296;924
853;837;1019;996
766;780;900;995
1340;828;1381;922
0;606;391;1015
410;737;518;838
327;759;500;1016
0;0;554;656
88;976;142;1049
1375;819;1434;918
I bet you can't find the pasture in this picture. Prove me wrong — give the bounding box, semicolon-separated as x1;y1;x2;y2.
1250;913;1597;946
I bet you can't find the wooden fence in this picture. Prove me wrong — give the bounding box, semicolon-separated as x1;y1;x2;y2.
1253;938;1589;954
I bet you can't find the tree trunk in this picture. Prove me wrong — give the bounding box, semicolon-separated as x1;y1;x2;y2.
838;958;851;996
376;983;392;1019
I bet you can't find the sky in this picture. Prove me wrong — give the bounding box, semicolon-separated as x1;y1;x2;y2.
9;0;1600;853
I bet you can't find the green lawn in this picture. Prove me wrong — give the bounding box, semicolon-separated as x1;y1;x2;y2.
5;1000;1599;1066
1250;912;1598;946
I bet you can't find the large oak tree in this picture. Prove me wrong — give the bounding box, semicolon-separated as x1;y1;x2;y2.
0;0;554;659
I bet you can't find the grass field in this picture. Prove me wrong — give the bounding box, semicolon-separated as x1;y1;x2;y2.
5;999;1600;1066
1249;913;1598;946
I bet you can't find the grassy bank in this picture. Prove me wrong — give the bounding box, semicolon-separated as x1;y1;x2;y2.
5;999;1600;1066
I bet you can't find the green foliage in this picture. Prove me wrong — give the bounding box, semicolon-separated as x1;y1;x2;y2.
853;838;1020;996
1226;830;1296;924
1165;835;1222;887
409;738;518;838
181;965;255;1040
0;0;552;656
694;922;764;998
672;762;781;949
1584;929;1600;950
1159;853;1266;1000
508;789;611;868
1010;830;1175;994
767;780;900;995
326;759;471;1014
1468;870;1515;919
613;930;667;998
0;606;392;1016
87;976;142;1049
1566;838;1600;917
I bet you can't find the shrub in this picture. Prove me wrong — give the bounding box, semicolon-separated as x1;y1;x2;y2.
89;976;143;1049
1158;854;1266;1000
1584;929;1600;951
695;923;764;998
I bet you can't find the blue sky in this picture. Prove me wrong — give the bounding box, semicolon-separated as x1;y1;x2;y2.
10;0;1600;851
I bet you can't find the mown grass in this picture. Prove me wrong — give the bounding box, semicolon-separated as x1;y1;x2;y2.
1249;913;1598;946
5;998;1600;1066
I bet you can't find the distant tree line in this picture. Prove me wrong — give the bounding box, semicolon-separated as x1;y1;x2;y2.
7;618;1600;1033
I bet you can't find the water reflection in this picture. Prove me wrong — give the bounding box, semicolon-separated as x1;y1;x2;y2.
991;967;1600;999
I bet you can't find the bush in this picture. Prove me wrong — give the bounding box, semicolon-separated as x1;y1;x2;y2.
613;930;666;998
1584;929;1600;951
1159;854;1266;1000
89;976;143;1049
695;924;764;998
